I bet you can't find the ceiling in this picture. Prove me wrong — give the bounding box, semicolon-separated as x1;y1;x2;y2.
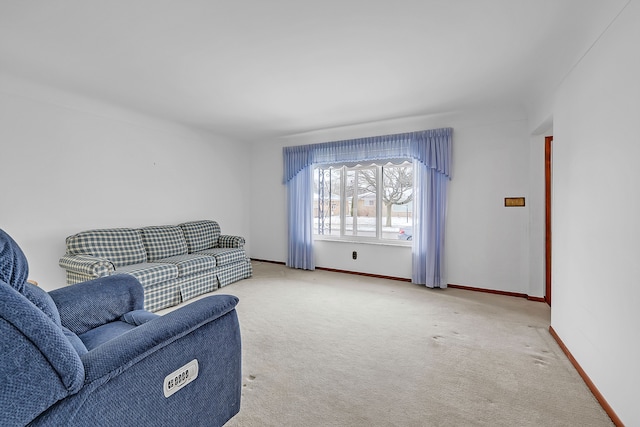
0;1;630;140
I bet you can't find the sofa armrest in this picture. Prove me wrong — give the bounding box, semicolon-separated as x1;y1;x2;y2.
218;235;245;248
80;294;239;382
59;255;115;278
49;275;144;335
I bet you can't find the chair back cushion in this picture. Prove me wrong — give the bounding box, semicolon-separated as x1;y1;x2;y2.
23;282;61;324
1;228;29;293
65;228;147;267
1;282;85;426
22;285;90;356
139;225;188;261
179;220;221;253
2;229;88;355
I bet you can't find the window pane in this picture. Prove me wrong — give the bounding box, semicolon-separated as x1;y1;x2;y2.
355;167;377;237
344;169;356;236
382;163;413;240
313;162;412;243
313;167;341;236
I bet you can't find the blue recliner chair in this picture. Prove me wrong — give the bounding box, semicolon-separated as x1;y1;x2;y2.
0;229;242;427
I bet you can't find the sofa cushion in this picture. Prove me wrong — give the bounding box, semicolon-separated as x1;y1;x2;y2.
179;220;221;253
195;247;247;266
65;228;147;267
114;263;178;287
157;254;217;277
139;226;188;262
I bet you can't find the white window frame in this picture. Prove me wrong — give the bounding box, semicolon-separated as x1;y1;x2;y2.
313;161;412;245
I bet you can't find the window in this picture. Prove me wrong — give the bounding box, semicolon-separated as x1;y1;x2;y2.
313;161;413;242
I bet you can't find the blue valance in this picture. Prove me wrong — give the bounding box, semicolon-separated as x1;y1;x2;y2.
283;127;452;183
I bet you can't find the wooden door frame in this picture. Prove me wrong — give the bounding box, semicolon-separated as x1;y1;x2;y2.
545;136;553;305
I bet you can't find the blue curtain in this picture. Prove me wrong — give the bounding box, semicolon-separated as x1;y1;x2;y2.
412;159;448;287
283;128;452;283
286;165;315;270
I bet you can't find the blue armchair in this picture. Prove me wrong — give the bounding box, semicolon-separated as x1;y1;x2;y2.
0;229;242;427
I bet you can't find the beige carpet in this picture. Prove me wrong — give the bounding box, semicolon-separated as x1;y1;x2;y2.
162;261;613;427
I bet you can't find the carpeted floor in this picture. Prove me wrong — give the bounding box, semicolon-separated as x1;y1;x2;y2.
162;261;613;426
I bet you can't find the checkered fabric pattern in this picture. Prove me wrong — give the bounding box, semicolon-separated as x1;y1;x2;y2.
142;280;182;312
179;220;220;253
60;221;252;312
65;228;147;267
115;263;178;288
216;260;253;287
178;272;219;302
195;247;248;266
218;235;245;248
59;254;115;278
139;226;188;261
156;254;217;276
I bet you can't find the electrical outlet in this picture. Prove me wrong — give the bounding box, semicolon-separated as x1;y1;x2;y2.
352;251;357;260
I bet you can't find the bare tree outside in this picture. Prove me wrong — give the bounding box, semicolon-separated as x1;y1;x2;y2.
360;165;413;227
313;162;413;240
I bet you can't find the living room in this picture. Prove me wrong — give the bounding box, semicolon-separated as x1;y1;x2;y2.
1;1;638;425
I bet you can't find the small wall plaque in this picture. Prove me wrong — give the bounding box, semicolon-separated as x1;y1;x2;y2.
504;197;525;207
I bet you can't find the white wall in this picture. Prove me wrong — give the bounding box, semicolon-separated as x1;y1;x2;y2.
0;71;544;301
551;1;639;424
0;74;251;290
528;132;550;299
250;107;540;296
446;111;532;294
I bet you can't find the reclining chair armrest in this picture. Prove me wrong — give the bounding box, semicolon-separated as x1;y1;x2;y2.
81;294;239;382
49;275;145;335
32;294;242;427
59;255;115;277
218;235;245;248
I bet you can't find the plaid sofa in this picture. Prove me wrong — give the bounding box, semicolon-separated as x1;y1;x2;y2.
59;220;252;312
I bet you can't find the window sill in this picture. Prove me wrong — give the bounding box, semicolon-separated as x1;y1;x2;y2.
313;236;411;248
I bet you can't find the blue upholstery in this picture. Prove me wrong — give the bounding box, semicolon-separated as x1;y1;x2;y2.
0;229;242;427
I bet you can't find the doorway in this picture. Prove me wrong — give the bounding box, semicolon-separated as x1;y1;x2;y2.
545;136;553;305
